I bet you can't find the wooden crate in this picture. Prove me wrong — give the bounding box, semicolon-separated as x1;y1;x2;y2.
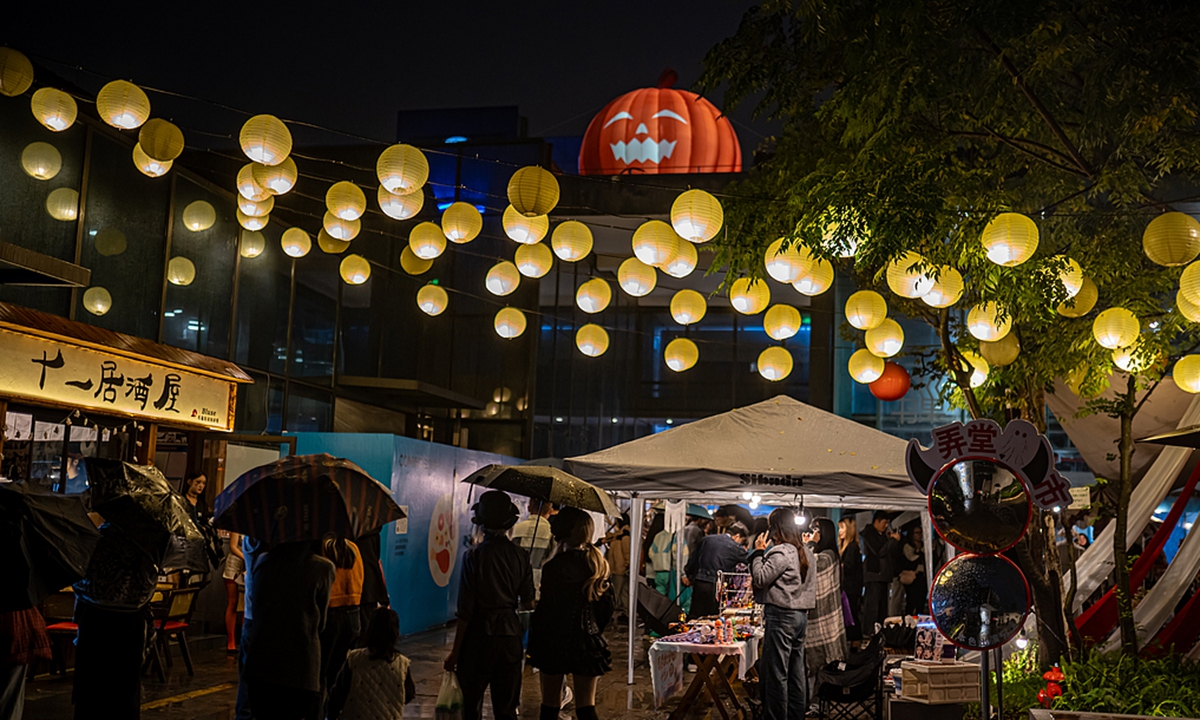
899;660;980;705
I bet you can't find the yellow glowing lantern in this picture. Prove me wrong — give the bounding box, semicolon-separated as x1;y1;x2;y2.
317;230;350;255
377;144;428;195
323;212;359;241
82;287;112;316
848;348;885;384
515;243;553;278
865;318;904;358
573;280;608;316
441;202;482;243
486;261;521;296
1144;212;1200;267
340;254;371;285
792;252;833;296
885;252;932;298
1173;355;1200;393
967;302;1012;341
167;256;196;286
632;220;681;267
252;157;298;196
502;205;549;244
281;228;311;258
730;277;770;315
764;238;805;284
507;166;559;217
551;221;593;261
576;324;610;357
617;257;657;297
31;88;77;131
757;347;793;382
94;228;126;256
845;290;887;330
182;201;215;232
1058;277;1098;317
417;284;449;316
664;338;699;372
981;212;1038;266
409;222;446;260
980;333;1020;367
822;219;861;259
1057;256;1084;298
1093;307;1140;349
494;308;527;339
239;114;291;166
0;48;34;97
238;194;274;218
1182;261;1200;306
764;304;802;340
96;80;150;129
377;186;424;220
138;119;184;162
920;266;964;308
45;187;78;221
1113;341;1155;374
670;189;723;243
663;239;697;279
133;144;171;177
1178;291;1200;323
400;246;433;275
237;209;268;231
237;164;271;202
960;351;990;388
240;231;266;258
21;142;61;180
326;181;366;221
1066;365;1110;398
670;289;707;325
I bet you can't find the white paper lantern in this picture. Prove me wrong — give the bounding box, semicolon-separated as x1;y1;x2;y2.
617;257;657;297
576;278;612;313
503;205;549;244
515;243;553;278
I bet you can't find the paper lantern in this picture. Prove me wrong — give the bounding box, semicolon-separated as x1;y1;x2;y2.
377;185;423;220
486;261;521;296
377;144;428;195
980;333;1020;367
1178;291;1200;323
417;284;449;316
515;243;553;278
253;157;298;196
885;252;932;298
1183;261;1200;306
670;289;706;325
848;348;885;384
400;246;433;275
326;181;366;221
1092;307;1139;349
869;362;911;400
764;238;805;284
182;201;216;232
441;202;482;244
236;164;271;202
323;212;359;241
967;302;1012;341
729;277;770;315
1144;212;1200;267
133;144;172;177
340;254;371;285
82;287;112;316
281;228;311;258
981;212;1038;266
45;187;78;221
31;88;77;131
317;229;350;255
792;253;834;296
502;205;549;244
671;189;723;243
1058;277;1098;317
239;114;291;166
632;220;682;267
94;228;126;256
764;304;802;340
96;80;150;129
845;291;887;330
757;347;793;382
618;257;657;297
865;319;904;358
1113;342;1156;374
238;194;274;218
507;166;559;217
1174;355;1200;393
576;324;610;357
0;48;34;97
494;308;527;339
138;119;185;162
822;219;861;259
21;142;61;180
237;209;268;231
664;338;699;372
663;239;698;278
409;222;446;260
240;231;266;258
167;257;196;286
960;351;990;388
551;221;593;261
1057;256;1084;298
920;266;964;308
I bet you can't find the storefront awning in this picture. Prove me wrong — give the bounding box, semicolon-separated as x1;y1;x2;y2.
336;376;486;410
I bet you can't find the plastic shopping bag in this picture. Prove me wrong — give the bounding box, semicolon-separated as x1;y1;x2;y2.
435;671;464;720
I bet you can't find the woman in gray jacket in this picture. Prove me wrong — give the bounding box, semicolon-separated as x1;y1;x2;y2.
750;508;816;720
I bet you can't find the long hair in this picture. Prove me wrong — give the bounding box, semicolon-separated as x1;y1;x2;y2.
321;534;357;569
838;516;860;556
812;517;838;556
559;511;610;602
768;508;809;582
365;607;400;662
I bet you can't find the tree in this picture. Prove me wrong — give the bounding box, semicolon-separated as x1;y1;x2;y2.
700;0;1200;659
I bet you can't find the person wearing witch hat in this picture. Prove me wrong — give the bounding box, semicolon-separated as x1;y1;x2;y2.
445;491;534;720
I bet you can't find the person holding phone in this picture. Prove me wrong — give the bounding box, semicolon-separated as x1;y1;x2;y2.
860;511;901;633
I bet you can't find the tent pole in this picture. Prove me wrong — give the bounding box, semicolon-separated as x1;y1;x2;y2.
628;494;644;685
921;509;935;592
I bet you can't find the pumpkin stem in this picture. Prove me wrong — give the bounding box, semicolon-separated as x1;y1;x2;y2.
657;68;678;89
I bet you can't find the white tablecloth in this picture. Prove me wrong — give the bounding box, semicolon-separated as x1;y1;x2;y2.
648;636;760;709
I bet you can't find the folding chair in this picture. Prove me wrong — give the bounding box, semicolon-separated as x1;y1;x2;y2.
146;587;201;677
816;633;887;720
41;590;77;677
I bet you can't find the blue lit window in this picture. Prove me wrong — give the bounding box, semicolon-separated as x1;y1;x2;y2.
444;136;468;144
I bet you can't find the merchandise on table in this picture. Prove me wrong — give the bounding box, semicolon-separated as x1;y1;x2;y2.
657;616;757;644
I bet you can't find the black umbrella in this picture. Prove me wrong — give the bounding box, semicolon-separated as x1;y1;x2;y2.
0;481;100;604
1136;425;1200;448
462;464;621;516
160;535;211;574
85;459;200;563
637;582;686;637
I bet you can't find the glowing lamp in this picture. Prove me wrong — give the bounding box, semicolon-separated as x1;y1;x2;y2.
848;349;885;384
486;261;521;296
632;220;681;267
317;230;350;254
885;252;932;298
1092;307;1139;349
576;324;610;357
1113;341;1155;374
237;164;271;202
182;201;216;232
507;166;559;216
551;221;593;261
94;229;126;256
757;347;793;382
1178;291;1200;323
960;351;990;388
730;277;770;315
1173;355;1200;393
980;333;1020;367
670;189;723;243
1144;212;1200;267
822;220;860;259
503;205;549;244
1058;277;1098;317
1057;256;1084;298
0;48;34;97
376;144;428;195
764;304;802;340
281;228;311;258
237;209;268;231
1182;261;1200;306
662;239;697;278
515;243;553;278
494;308;527;339
239;114;291;165
764;238;805;284
417;284;448;316
865;318;904;358
376;185;423;220
670;289;707;325
967;302;1012;341
664;338;699;372
578;277;615;314
617;257;657;297
845;291;887;331
253;157;298;195
167;257;196;286
45;187;78;221
792;253;833;296
441;202;482;243
21;142;61;180
981;212;1038;266
238;194;274;218
400;246;433;275
921;266;964;308
240;231;266;258
82;287;112;316
133;144;172;177
869;362;911;400
323;212;359;241
409;222;446;259
326;181;366;221
340;254;371;285
96;80;150;129
31;88;77;131
138;119;185;162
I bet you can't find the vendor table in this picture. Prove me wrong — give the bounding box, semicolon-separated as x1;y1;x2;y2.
649;636;760;719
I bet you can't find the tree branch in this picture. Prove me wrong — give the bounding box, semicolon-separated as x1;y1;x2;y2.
945;129;1087;177
937;309;984;418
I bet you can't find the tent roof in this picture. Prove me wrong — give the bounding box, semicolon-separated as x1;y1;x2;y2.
565;395;925;510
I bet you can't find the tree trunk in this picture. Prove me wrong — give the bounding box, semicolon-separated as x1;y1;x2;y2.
1114;383;1138;654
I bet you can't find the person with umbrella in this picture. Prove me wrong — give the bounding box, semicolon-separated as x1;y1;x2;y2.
0;493;52;720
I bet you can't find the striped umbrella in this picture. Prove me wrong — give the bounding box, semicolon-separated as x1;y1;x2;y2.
213;454;405;543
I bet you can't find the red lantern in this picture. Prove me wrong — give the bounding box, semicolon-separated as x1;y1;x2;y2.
578;70;742;176
869;362;911;401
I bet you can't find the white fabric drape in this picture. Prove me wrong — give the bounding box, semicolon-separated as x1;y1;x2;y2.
628;496;645;685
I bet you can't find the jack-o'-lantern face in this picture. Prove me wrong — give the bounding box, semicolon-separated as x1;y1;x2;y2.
601;107;690;165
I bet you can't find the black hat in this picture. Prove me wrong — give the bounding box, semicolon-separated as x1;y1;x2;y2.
471;490;519;531
550;506;589;541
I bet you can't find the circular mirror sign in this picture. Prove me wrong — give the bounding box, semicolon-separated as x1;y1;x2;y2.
930;553;1031;650
929;457;1032;554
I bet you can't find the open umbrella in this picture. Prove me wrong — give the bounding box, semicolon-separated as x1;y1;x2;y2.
461;464;621;516
213;454;405;544
638;582;686;637
85;459;200;564
1136;425;1200;447
0;481;100;604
